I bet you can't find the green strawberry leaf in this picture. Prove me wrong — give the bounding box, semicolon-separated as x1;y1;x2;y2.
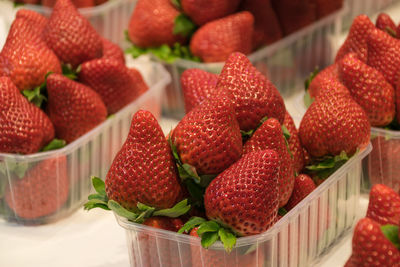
0;161;30;179
303;90;314;108
304;67;319;90
381;225;400;250
153;199;191;217
218;228;236;253
278;207;288;216
92;176;107;196
125;45;147;59
201;231;220;249
137;202;154;212
171;0;181;9
22;86;47;108
13;2;25;7
62;64;78;80
178;216;207;234
84;198;110;211
173;14;197;37
241;116;269;142
41;139;66;152
305;151;350;180
197;221;220;235
184;179;205;209
182;163;201;182
134;206;156;223
282;125;291;140
108;200;139;221
88;193;108;202
124;29;132;43
385;27;398;38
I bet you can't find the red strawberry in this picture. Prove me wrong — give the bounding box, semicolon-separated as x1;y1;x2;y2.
190;12;254;63
128;0;185;48
43;0;103;68
338;52;395;126
181;0;240;26
15;9;47;33
315;0;343;18
205;149;279;236
308;64;339;98
72;0;95;7
4;156;68;219
172;91;242;175
366;184;400;226
180;68;218;113
335;15;375;63
216;52;286;131
101;38;125;64
299;79;370;158
285;174;316;210
105;110;184;211
272;0;317;35
46;73;107;143
240;0;283;49
79;58;148;114
283;111;305;174
143;216;183;232
345;218;400;267
0;76;54;154
376;13;397;37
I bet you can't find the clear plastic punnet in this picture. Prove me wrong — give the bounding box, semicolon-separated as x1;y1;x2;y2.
0;61;170;225
115;144;371;267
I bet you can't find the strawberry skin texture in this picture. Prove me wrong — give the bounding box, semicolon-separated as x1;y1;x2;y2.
366;184;400;226
308;64;339;98
205;150;280;236
315;0;343;18
172;91;242;175
128;0;185;48
101;38;125;64
0;76;54;154
217;52;286;131
345;218;400;267
376;13;397;35
43;0;103;68
143;216;183;232
285;174;316;211
5;156;68;219
284;111;305;174
338;53;395;127
105;110;184;211
180;68;218;113
190;12;254;63
335;15;375;63
299;79;371;158
79;58;148;114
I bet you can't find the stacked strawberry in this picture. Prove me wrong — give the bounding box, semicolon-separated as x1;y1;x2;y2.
126;0;343;63
14;0;107;8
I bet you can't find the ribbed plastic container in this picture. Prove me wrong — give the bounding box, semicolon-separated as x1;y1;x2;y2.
21;0;135;45
158;7;346;119
0;62;170;225
115;144;371;267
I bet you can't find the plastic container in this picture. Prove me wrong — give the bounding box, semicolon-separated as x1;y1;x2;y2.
158;7;346;119
115;144;371;267
0;61;170;225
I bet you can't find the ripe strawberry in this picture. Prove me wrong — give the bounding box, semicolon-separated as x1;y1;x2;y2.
366;184;400;226
190;12;254;63
345;218;400;267
46;73;107;143
4;156;68;219
376;13;397;37
299;79;370;158
128;0;185;48
335;15;375;63
0;76;54;154
285;174;316;210
101;38;125;64
315;0;343;18
307;64;339;98
43;0;103;68
72;0;95;7
180;68;218;113
105;110;184;211
243;118;295;207
217;52;286;131
205;150;280;236
338;52;395;126
240;0;283;49
172;91;242;175
367;28;400;87
181;0;240;26
15;9;47;33
79;58;148;114
283;113;305;174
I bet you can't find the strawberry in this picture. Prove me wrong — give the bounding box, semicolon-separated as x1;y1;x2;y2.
190;12;254;63
4;156;68;219
181;0;240;26
15;9;47;33
338;52;395;126
345;218;400;267
180;68;218;113
72;0;95;7
172;91;242;175
128;0;185;48
299;79;370;158
367;28;400;87
0;76;54;154
285;174;316;210
216;52;286;131
79;58;148;114
272;0;317;35
105;110;184;211
366;184;400;226
43;0;103;68
101;38;125;64
240;0;283;49
376;13;397;37
46;73;107;143
315;0;343;18
307;64;339;99
243;118;295;207
284;111;305;174
205;150;280;236
335;15;375;63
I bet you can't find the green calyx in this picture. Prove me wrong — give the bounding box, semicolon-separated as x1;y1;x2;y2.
0;161;29;179
171;0;181;9
278;207;288;217
41;139;66;152
173;14;196;37
305;150;351;181
304;67;319;91
84;177;191;223
381;224;400;250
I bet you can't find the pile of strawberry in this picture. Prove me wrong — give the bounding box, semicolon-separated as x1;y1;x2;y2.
86;51;370;260
345;184;400;266
13;0;107;8
126;0;344;63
